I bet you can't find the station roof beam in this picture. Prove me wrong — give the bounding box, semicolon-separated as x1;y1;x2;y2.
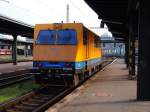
0;14;34;38
84;0;129;40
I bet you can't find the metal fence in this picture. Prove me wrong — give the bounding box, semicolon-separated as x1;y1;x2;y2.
101;43;125;58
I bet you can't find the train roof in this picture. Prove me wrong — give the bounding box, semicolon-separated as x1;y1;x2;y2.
35;22;101;39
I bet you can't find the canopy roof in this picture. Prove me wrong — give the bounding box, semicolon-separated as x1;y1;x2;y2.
85;0;139;41
0;14;34;38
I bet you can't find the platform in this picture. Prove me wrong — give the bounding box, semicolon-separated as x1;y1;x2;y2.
47;59;150;112
0;61;32;74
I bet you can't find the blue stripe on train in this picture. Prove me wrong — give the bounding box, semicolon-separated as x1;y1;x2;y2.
75;58;102;69
75;62;86;69
87;58;102;66
33;62;75;68
33;57;102;69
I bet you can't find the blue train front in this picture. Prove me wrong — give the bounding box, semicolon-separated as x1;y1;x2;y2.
33;61;75;85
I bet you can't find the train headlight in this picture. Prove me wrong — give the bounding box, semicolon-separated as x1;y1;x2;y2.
55;70;59;73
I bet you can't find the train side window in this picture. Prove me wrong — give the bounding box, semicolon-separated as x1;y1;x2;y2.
83;29;88;45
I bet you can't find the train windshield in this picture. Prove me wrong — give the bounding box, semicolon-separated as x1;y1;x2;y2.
57;29;77;45
36;30;55;44
36;29;77;45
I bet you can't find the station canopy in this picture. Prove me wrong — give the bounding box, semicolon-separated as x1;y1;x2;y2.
0;14;34;38
84;0;138;41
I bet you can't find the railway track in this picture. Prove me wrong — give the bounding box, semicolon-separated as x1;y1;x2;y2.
0;86;72;112
0;58;114;112
0;70;33;88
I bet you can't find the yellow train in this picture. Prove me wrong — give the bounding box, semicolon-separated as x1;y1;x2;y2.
33;23;103;86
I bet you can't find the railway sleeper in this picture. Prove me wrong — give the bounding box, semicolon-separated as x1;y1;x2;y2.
34;95;52;100
6;108;23;112
38;94;53;97
33;97;49;101
21;102;39;107
22;100;41;106
28;99;46;103
15;105;35;111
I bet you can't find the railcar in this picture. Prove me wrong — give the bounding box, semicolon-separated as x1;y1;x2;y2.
0;49;11;55
33;23;103;86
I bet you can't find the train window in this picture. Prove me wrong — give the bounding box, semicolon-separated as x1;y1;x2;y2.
36;30;55;44
83;29;88;45
57;29;77;45
94;37;100;47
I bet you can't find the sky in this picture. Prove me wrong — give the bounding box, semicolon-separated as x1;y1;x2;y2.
0;0;112;37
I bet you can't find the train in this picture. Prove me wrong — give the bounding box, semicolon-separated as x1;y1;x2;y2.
33;23;103;86
0;49;11;55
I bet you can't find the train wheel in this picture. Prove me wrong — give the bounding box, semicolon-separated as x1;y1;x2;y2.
84;71;88;79
73;74;79;86
80;73;85;82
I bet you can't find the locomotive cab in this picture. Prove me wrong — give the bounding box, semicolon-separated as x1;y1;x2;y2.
33;24;79;85
33;23;102;86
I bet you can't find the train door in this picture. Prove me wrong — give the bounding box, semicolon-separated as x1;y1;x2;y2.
83;28;89;70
